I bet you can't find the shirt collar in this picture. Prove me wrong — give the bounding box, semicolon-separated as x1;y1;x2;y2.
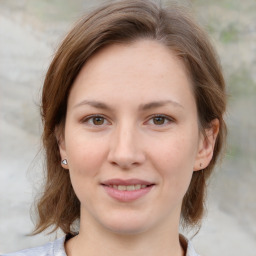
180;234;200;256
55;234;199;256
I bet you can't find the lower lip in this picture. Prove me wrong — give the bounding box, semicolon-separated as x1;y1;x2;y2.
102;185;154;202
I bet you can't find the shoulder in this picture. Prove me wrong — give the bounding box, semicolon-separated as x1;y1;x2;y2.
1;236;66;256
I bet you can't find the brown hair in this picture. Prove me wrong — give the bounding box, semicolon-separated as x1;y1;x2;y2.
34;0;226;235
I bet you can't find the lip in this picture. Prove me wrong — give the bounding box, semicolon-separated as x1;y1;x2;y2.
101;178;154;186
101;179;155;202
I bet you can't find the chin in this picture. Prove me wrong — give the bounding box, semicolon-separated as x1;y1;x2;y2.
106;223;149;235
100;214;151;235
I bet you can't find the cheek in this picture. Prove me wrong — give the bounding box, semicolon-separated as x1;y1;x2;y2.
65;129;108;177
65;133;108;203
150;131;198;192
152;132;197;169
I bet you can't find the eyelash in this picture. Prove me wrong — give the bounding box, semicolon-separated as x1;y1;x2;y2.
81;114;174;127
81;114;109;126
147;114;174;126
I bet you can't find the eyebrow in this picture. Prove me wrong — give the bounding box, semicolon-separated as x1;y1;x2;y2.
73;99;183;111
74;100;113;110
139;100;184;111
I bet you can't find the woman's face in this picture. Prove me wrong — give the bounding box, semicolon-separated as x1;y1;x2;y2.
59;40;215;234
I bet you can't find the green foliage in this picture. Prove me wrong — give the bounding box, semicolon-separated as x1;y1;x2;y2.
220;23;239;43
227;68;256;96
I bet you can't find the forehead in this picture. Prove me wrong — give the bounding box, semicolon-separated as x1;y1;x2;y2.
68;39;195;109
81;40;189;80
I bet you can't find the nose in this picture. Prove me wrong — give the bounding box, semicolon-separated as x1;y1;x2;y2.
107;123;146;169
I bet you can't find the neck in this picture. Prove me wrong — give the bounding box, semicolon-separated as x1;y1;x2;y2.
66;231;184;256
65;216;185;256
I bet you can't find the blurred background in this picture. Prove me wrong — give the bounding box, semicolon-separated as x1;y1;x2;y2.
0;0;255;255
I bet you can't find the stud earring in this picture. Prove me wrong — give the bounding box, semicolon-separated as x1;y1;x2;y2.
62;159;68;165
200;163;203;168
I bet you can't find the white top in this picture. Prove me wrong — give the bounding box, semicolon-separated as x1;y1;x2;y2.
2;235;199;256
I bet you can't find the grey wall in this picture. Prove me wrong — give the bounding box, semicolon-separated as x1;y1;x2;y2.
1;0;255;254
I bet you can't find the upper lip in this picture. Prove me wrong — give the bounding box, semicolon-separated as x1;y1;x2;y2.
101;179;154;186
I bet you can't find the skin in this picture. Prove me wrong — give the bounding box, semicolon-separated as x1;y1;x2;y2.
58;40;219;256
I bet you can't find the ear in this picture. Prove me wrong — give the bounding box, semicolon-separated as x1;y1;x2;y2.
55;126;69;170
194;119;219;171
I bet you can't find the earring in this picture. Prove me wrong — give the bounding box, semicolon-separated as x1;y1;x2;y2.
200;163;203;168
62;159;68;165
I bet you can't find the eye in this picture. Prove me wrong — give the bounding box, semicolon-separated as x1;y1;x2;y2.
82;115;110;126
147;115;174;126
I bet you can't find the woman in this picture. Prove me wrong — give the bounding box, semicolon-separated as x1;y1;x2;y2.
4;0;226;255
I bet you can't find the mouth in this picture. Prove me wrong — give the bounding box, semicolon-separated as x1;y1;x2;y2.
101;179;155;202
102;184;153;191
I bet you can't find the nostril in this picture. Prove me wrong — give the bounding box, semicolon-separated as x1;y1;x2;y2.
107;139;146;168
